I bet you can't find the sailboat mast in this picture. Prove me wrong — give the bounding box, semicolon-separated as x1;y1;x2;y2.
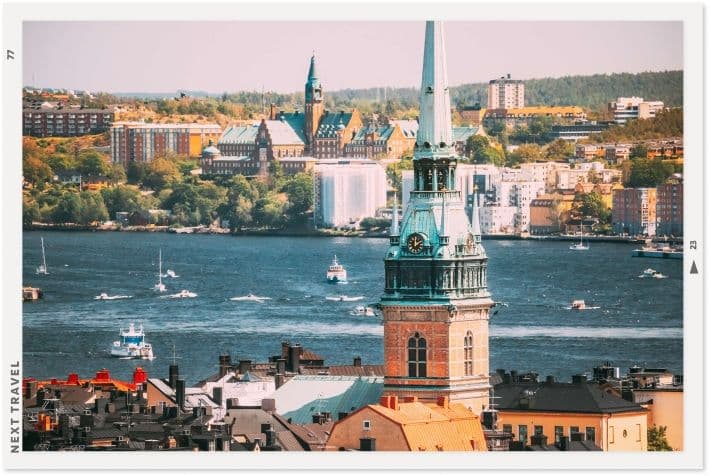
41;237;47;271
159;249;163;285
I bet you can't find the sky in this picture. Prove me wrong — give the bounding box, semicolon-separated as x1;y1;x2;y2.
23;21;683;94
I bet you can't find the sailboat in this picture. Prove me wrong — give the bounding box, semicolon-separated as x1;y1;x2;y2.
569;224;589;251
36;237;49;275
153;249;167;292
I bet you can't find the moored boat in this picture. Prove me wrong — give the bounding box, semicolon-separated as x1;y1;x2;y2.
23;286;43;301
110;323;154;359
631;244;682;259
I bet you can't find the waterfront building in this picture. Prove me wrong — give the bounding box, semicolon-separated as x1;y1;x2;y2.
23;107;114;137
110;122;221;166
479;205;517;234
494;374;649;451
656;175;683;237
325;396;488;451
609;97;665;124
380;21;494;415
612;187;658;236
313;158;387;228
487;74;524;109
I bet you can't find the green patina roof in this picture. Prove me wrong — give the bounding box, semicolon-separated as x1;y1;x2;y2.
399;205;441;249
452;126;480;143
315;111;353;138
277;112;307;143
218;124;259;145
350;124;395;143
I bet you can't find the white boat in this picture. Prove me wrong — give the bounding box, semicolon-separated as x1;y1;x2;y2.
36;237;49;275
153;249;166;292
326;295;364;302
350;305;376;317
95;293;132;300
110;323;154;359
638;268;668;279
230;294;271;303
571;300;587;310
569;227;589;251
326;255;348;283
161;289;197;299
165;269;179;278
631;244;683;259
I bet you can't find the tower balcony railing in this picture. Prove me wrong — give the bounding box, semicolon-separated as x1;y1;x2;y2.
409;190;461;201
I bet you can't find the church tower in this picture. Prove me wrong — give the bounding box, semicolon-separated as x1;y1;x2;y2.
304;54;324;152
380;21;493;415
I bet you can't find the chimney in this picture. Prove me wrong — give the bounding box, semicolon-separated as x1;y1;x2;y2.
238;360;252;374
265;429;278;448
359;437;376;451
67;373;80;385
353;356;362;367
287;344;301;373
481;409;497;430
545;375;555;384
436;396;449;408
24;380;38;400
169;364;179;389
531;434;548;446
276;358;286;375
571;374;588;385
212;386;223;406
507;73;511;79
379;395;398;410
218;354;231;378
176;379;185;410
510;370;518;383
261;423;272;434
269;103;277;120
558;436;570;451
261;398;276;413
133;367;147;385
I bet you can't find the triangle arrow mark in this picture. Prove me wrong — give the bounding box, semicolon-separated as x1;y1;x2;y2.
690;260;699;274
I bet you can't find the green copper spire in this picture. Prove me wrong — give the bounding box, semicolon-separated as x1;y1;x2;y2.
305;54;322;102
415;21;453;160
308;53;318;81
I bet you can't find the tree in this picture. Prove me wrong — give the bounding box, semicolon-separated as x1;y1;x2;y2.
386;157;413;194
77;191;109;224
627;158;675;188
126;162;148;184
647;425;673;451
465;135;490;161
23;155;53;185
101;185;142;218
572;192;611;224
143;157;181;191
507;143;544;166
76;150;111;176
545;139;574;162
282;172;313;218
252;193;286;229
52;193;83;223
23;195;40;226
477;146;506;166
630;144;648;160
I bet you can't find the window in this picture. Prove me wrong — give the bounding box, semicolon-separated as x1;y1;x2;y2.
554;426;564;444
518;425;528;444
609;426;615;444
407;332;427;377
464;331;474;376
502;424;512;434
534;425;543;436
586;426;596;443
362;420;371;431
570;426;579;436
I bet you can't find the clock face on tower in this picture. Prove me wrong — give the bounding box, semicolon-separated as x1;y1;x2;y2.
406;233;424;254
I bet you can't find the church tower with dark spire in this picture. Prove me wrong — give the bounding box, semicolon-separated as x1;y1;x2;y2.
380;21;493;415
304;54;324;152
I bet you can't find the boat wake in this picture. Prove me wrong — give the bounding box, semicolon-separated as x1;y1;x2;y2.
230;294;271;303
565;305;601;310
95;293;132;300
160;290;197;299
326;295;364;302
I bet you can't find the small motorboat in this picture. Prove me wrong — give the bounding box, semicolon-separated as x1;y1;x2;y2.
230;294;271;303
350;305;377;317
571;300;586;310
95;293;131;300
326;295;364;302
165;269;179;278
639;268;667;279
161;289;197;299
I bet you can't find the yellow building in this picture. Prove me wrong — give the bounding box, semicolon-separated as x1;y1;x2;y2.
325;396;488;451
495;375;649;451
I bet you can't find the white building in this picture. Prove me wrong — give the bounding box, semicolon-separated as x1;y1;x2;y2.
487;74;525;109
609;97;665;124
401;169;415;210
480;206;517;234
314;158;387;228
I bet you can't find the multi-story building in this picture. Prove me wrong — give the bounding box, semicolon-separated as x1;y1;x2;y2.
487;74;524;109
23;107;114;137
609;97;665;124
344;120;416;161
216;124;259;157
549;122;612;142
484;106;586;129
313;158;387;228
612;187;658;236
479;205;517;234
110;122;221;166
656;175;683;237
494;374;649;451
459;105;487;126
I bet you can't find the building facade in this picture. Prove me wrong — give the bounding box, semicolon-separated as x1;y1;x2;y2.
612;187;658;236
609;97;665;124
656;176;683;237
380;22;493;415
23;107;114;137
110;122;221;166
487;74;524;109
314;159;387;228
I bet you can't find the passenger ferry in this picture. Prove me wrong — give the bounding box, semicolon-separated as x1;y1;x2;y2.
110;323;154;359
631;244;682;260
326;255;348;283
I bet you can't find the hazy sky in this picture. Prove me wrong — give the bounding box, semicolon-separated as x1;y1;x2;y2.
23;21;683;94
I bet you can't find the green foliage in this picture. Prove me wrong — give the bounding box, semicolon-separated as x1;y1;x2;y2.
76;150;111;176
281;172;313;218
386;157;414;194
360;217;391;230
126;162;148;185
572;192;611;225
544;139;574;162
143;157;182;191
588;109;683;143
101;185;143;218
507;143;544;166
23;155;53;185
23;195;41;226
252;193;286;229
50;191;108;224
626;158;675;188
509;117;554;145
647;425;673;451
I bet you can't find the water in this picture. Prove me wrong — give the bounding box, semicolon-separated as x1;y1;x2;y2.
22;231;683;384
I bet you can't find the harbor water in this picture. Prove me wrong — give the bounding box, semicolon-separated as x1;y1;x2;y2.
22;231;683;384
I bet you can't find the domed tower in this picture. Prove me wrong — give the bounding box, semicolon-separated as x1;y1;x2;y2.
380;21;493;415
201;139;221;173
304;54;324;153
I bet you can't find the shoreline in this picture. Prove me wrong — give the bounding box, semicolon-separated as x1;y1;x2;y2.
22;223;664;244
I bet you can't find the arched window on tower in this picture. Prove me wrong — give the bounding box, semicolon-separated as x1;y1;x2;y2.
408;332;427;378
464;331;474;376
